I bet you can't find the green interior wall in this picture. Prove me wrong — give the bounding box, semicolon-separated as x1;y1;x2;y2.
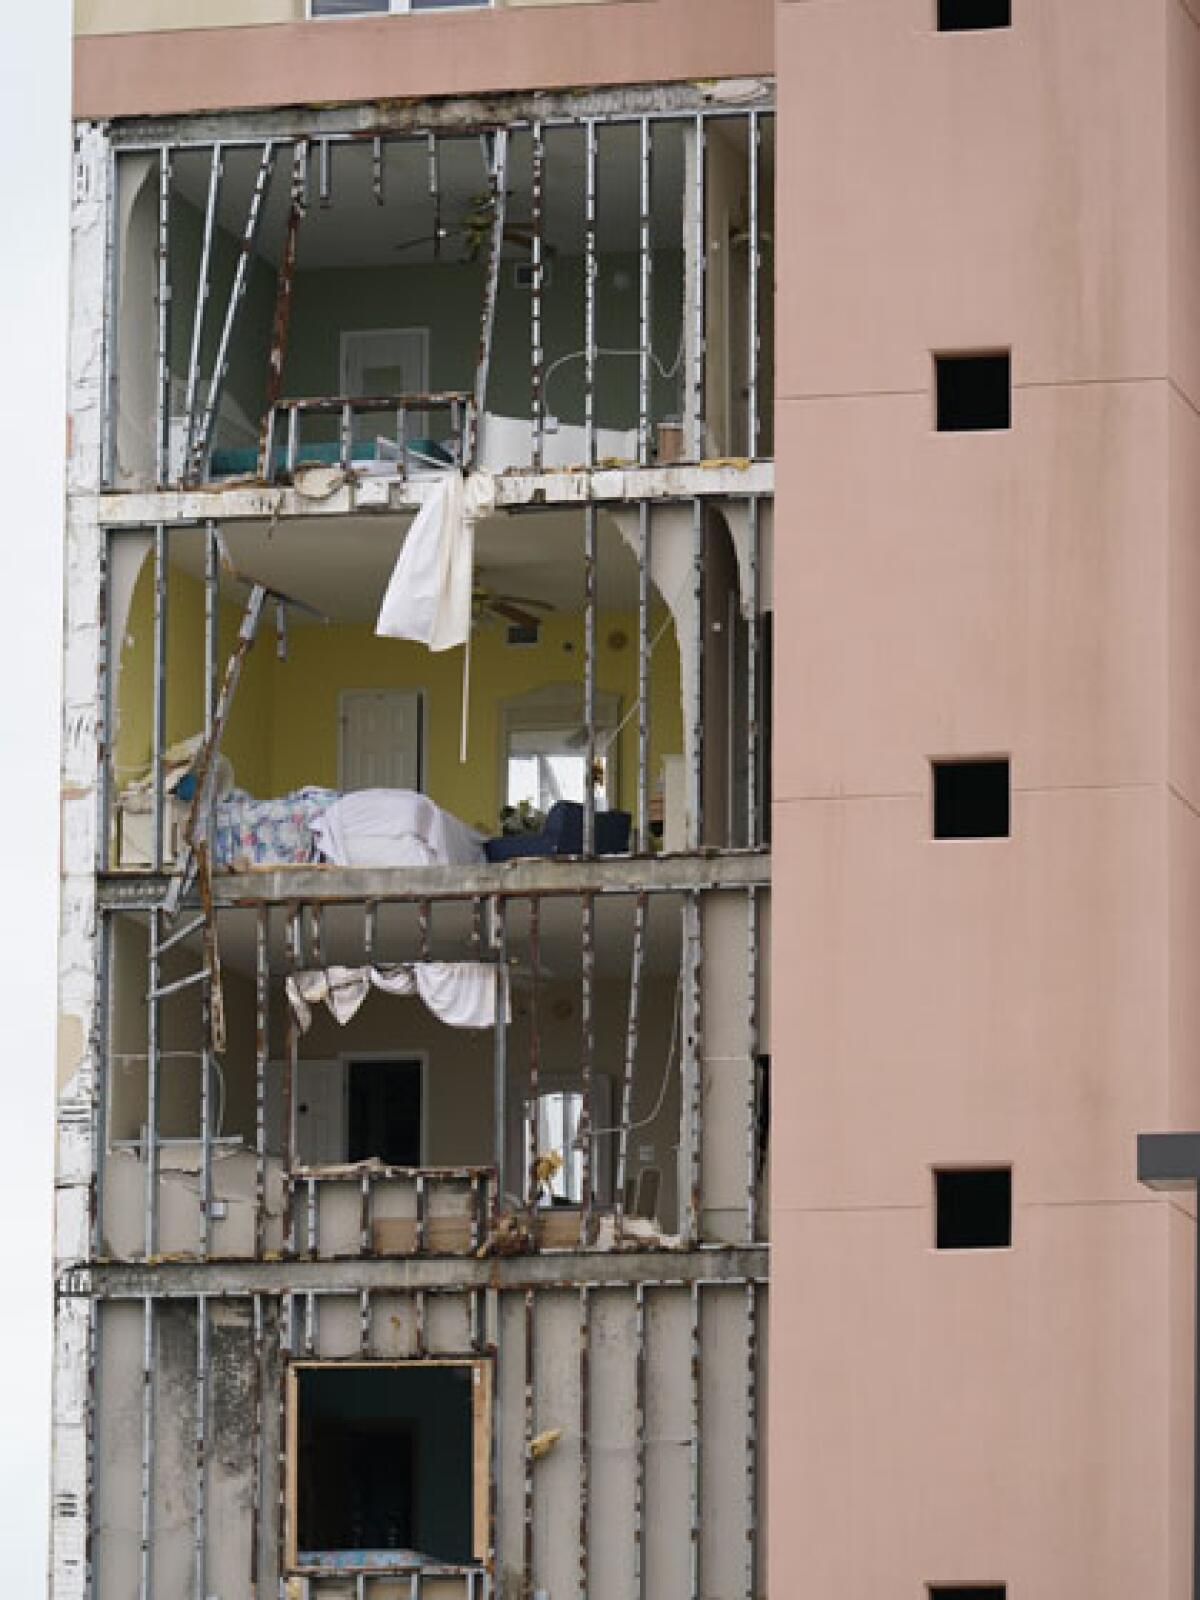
281;250;685;432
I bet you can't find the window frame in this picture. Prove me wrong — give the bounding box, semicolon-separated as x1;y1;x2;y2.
308;0;493;18
285;1357;492;1575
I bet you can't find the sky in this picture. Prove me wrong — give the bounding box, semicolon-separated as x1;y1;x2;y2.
0;0;71;1587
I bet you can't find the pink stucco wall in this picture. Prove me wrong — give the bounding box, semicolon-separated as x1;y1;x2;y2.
770;0;1194;1592
72;0;773;120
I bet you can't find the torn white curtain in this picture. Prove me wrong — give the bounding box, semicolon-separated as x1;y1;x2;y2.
286;962;505;1034
375;469;496;651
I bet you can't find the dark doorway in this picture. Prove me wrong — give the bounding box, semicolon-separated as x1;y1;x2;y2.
347;1058;422;1166
296;1363;477;1564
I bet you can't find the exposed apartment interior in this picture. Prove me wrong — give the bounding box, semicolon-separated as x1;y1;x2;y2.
59;69;775;1599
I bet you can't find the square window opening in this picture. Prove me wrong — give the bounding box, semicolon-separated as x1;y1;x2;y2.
932;758;1010;839
936;0;1011;30
929;1588;1007;1599
935;1168;1012;1250
292;1361;488;1571
935;352;1011;431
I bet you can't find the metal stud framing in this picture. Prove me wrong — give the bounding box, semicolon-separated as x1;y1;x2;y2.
584;119;598;468
638;116;653;467
78;94;780;1598
188;141;277;480
615;892;648;1227
154;147;173;488
530;122;545;472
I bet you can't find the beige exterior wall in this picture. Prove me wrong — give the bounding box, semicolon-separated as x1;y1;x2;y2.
770;0;1195;1593
73;0;612;36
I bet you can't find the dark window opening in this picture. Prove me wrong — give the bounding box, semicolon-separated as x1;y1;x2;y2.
935;1168;1012;1250
935;352;1011;431
348;1059;422;1167
933;759;1010;839
929;1588;1007;1599
937;0;1011;29
296;1364;478;1566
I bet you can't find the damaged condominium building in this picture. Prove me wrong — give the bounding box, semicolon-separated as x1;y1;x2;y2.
53;1;1200;1597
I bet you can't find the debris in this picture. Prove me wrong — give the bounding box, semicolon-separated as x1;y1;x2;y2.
531;1428;563;1460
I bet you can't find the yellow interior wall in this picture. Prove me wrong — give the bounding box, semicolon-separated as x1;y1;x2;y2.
117;554;683;834
266;606;682;833
116;553;275;800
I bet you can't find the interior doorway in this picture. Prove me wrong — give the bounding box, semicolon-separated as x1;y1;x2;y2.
348;1056;424;1167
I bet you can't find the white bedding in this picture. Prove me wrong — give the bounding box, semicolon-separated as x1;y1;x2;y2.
312;789;485;869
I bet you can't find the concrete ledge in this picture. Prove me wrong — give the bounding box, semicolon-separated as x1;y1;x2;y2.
66;1244;769;1299
98;850;772;909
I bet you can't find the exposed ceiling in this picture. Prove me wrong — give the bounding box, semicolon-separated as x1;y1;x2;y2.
168;504;644;622
154;891;684;983
168;117;732;269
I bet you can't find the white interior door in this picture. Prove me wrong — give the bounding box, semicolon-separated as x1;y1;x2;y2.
295;1060;346;1167
340;327;429;399
339;689;424;792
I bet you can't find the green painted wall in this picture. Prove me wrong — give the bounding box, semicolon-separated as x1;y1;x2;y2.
282;250;685;432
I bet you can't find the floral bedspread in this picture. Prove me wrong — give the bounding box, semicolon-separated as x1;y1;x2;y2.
212;787;339;870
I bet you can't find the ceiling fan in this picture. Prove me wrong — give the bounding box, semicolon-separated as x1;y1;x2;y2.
471;581;553;632
392;190;553;262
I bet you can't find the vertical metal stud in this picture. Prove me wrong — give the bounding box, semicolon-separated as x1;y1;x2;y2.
138;1295;155;1600
490;898;509;1213
747;112;761;460
530;122;545;473
526;899;541;1209
360;1289;371;1358
190;141;276;478
580;894;596;1243
633;1282;647;1600
746;886;760;1245
96;529;114;875
145;910;161;1260
151;522;168;872
254;905;269;1260
183;144;222;465
638;116;653;466
154;145;173;486
101;145;120;487
360;1171;372;1257
637;502;652;854
744;1279;759;1600
250;1293;263;1595
523;1288;535;1599
746;496;760;850
578;1284;591;1600
372;136;385;205
689;1281;702;1600
471;131;508;464
584;503;598;858
584;119;598;468
318;137;331;208
416;1172;428;1254
691;115;707;461
428;134;441;261
615;893;648;1226
683;891;703;1244
91;912;112;1260
689;497;704;850
194;1295;208;1600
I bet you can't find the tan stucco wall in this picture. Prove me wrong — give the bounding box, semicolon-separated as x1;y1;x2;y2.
73;0;612;35
770;0;1190;1593
72;0;772;118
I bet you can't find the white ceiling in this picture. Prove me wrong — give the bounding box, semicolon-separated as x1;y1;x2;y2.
168;503;644;622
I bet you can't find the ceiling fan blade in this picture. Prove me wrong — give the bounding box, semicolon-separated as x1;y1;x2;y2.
489;599;544;629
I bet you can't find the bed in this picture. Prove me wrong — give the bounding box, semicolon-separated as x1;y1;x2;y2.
212;787;485;873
